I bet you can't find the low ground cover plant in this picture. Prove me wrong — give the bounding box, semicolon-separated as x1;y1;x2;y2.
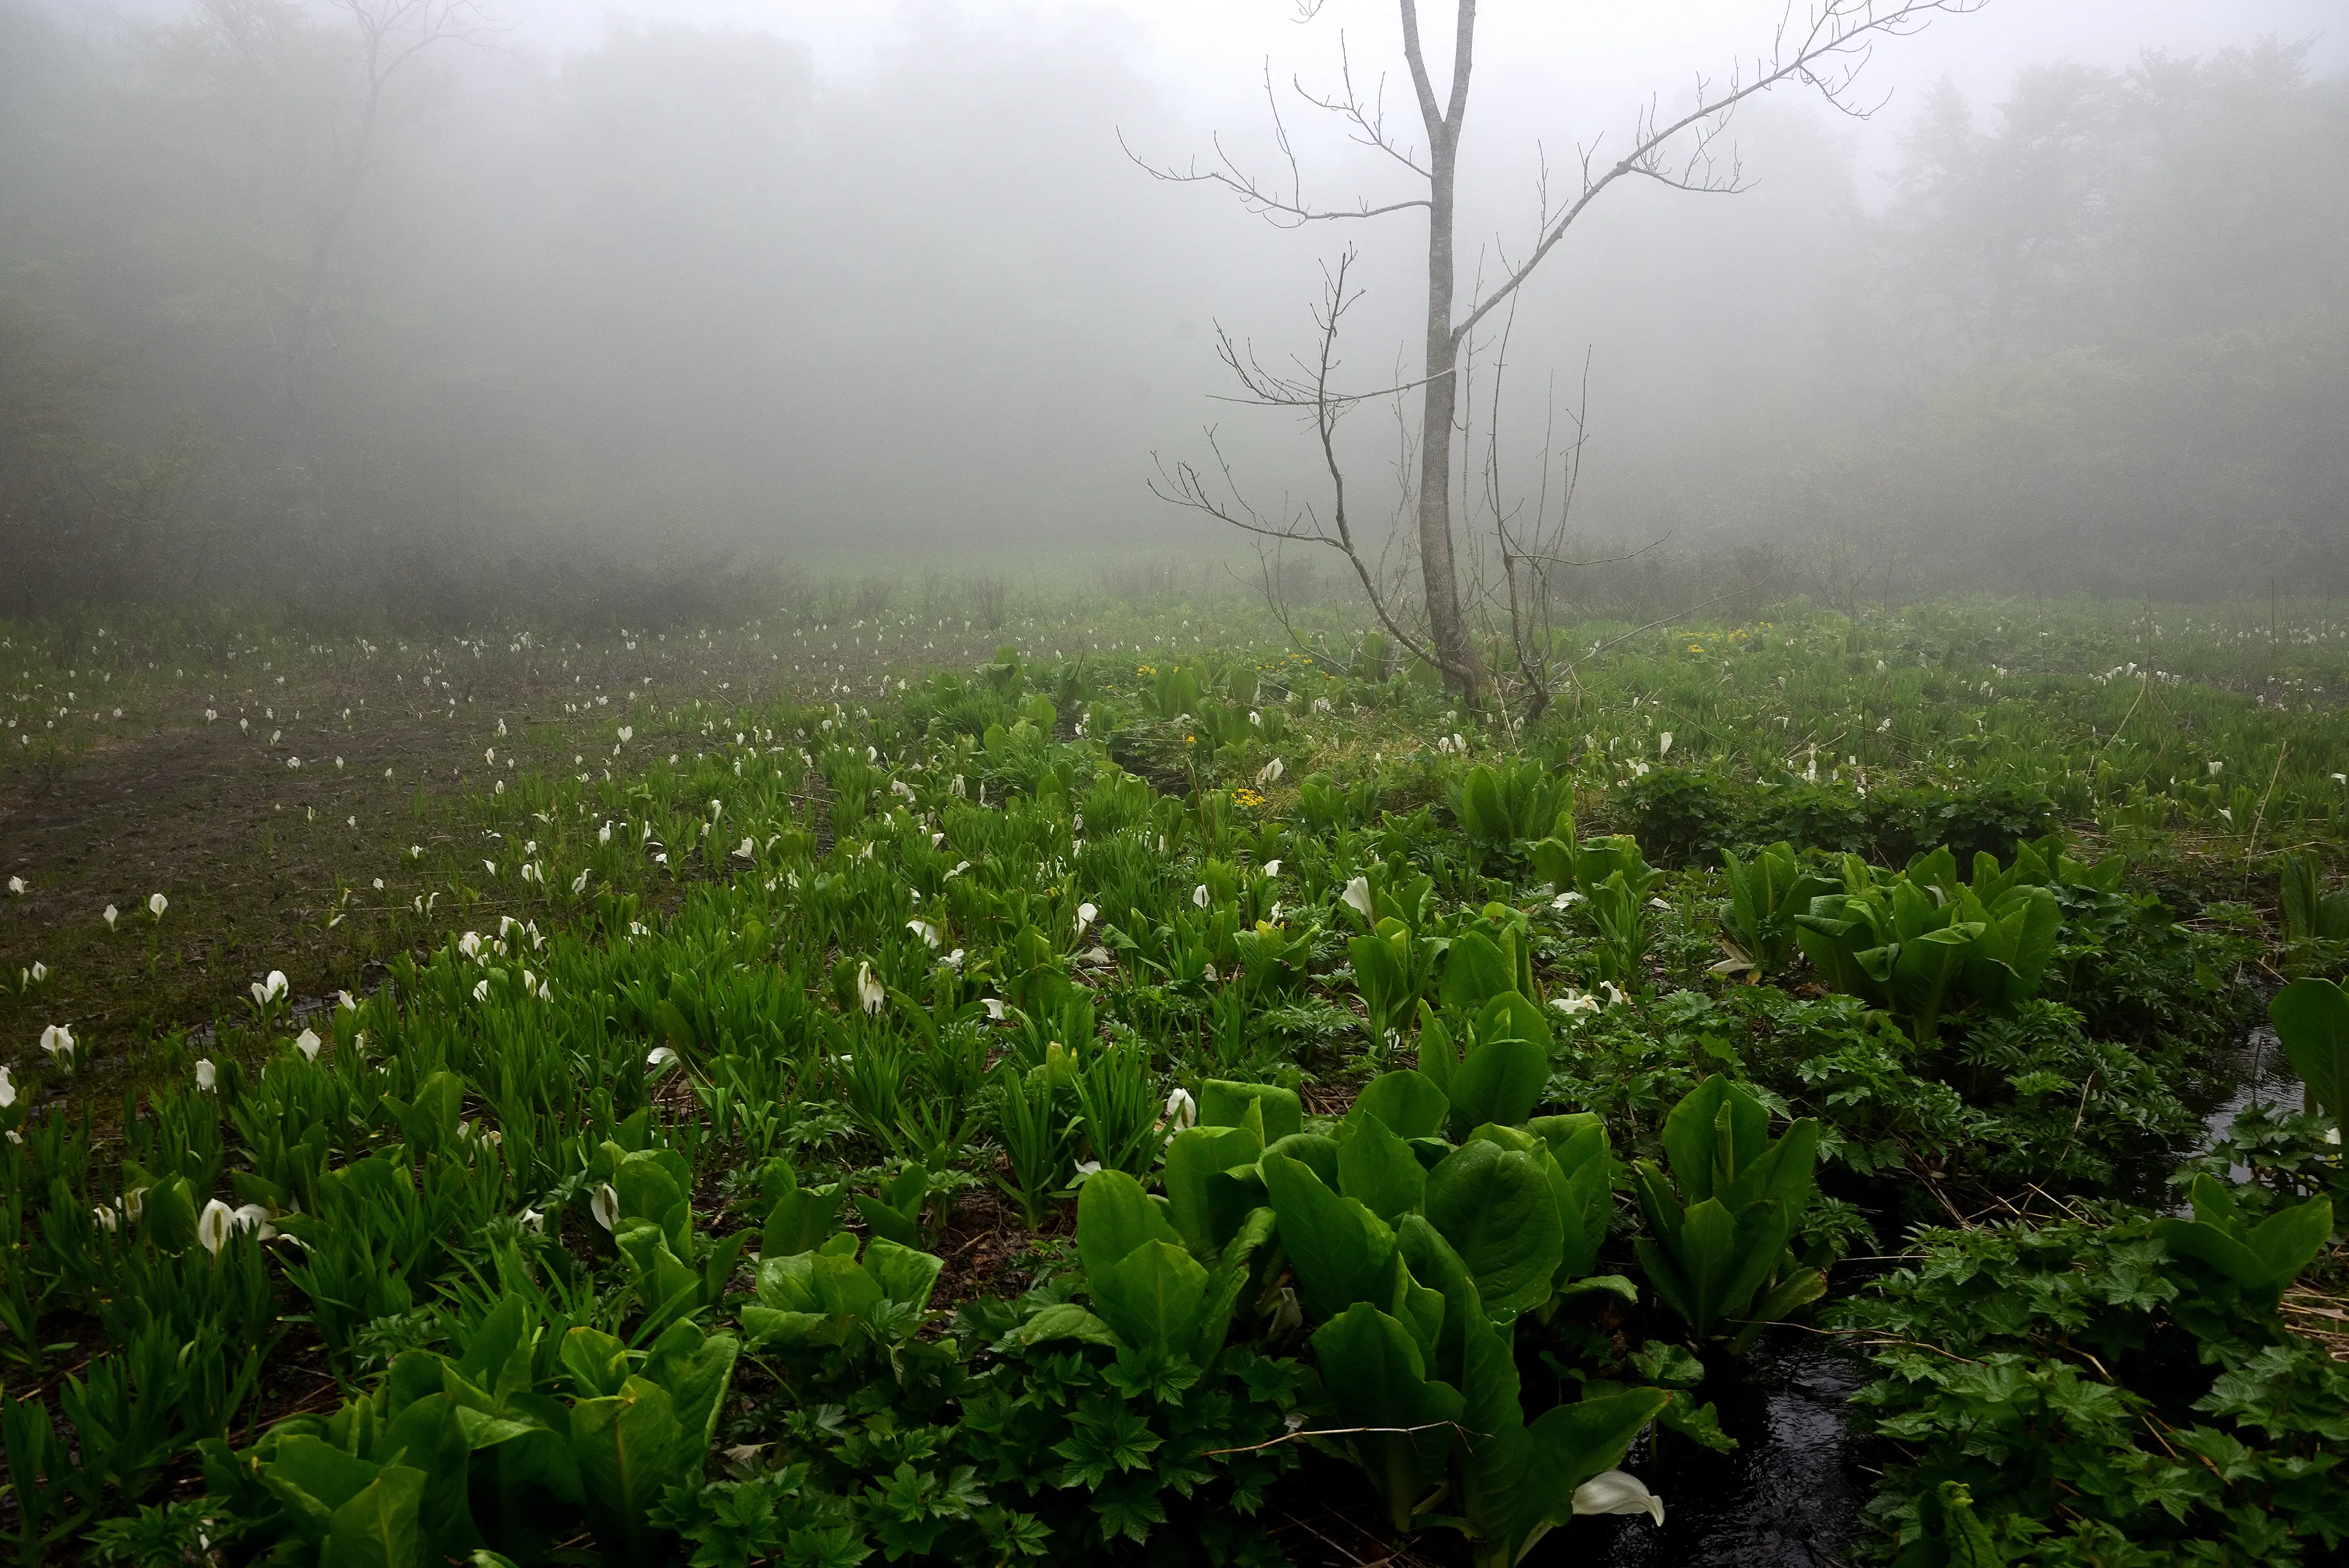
1;596;2344;1565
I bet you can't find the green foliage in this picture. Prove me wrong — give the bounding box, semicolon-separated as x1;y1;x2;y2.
1630;1076;1826;1349
1716;842;1832;979
2271;977;2349;1121
11;604;2346;1568
1839;1205;2349;1565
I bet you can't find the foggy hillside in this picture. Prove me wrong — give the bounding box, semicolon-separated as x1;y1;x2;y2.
2;0;2344;619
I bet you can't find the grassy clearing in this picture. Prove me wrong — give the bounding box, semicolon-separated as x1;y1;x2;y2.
1;591;2346;1567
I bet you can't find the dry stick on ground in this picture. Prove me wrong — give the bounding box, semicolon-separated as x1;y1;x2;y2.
1133;0;1986;703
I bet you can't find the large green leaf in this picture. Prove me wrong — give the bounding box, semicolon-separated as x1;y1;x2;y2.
1265;1131;1341;1190
1440;931;1515;1014
1718;1117;1820;1220
1337;1113;1428;1224
1198;1207;1278;1362
1526;1387;1672;1503
263;1434;383;1519
1161;1124;1263;1255
1093;1239;1210;1357
761;1180;843;1259
1423;1140;1563;1321
1454;1301;1542;1565
642;1322;740;1451
1349;1070;1451;1140
1660;1077;1767;1205
1260;1152;1397;1322
1890;922;1984;1041
1668;1196;1745;1336
569;1378;688;1561
558;1329;630;1400
1308;1304;1466;1534
862;1238;944;1315
1200;1080;1302;1144
318;1464;428;1568
2272;978;2349;1119
470;1426;582;1564
374;1393;477;1562
1445;1036;1547;1143
1529;1115;1613;1280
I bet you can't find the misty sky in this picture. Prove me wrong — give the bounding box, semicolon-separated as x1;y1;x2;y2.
11;0;2345;604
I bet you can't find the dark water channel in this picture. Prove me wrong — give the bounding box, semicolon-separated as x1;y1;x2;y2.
1559;1012;2303;1567
2186;1015;2304;1191
1565;1328;1881;1568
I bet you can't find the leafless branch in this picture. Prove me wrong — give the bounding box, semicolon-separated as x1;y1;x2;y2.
1456;0;1986;345
1118;58;1429;227
1149;251;1438;670
1292;34;1431;178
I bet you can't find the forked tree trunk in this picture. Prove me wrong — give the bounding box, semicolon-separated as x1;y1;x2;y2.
1405;0;1482;703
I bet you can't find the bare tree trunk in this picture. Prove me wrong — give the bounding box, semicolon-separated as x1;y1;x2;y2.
1403;0;1481;702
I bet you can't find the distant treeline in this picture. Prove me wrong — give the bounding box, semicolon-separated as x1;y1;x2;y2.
0;3;2342;621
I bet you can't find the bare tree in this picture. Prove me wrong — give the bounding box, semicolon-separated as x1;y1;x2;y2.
1137;0;1984;707
198;0;497;422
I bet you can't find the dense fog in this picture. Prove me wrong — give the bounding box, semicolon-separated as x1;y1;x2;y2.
3;0;2345;620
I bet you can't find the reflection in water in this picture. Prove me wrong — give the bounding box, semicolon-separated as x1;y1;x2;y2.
2192;1019;2304;1188
1567;1330;1877;1568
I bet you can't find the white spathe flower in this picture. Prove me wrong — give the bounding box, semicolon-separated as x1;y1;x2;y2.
291;1027;321;1062
1658;731;1674;757
2208;760;2223;776
1571;1468;1663;1525
1600;981;1628;1007
572;868;591;894
194;1058;217;1091
732;837;756;859
1069;1159;1103;1183
1262;860;1282;878
1341;876;1374;920
519;1206;546;1234
473;979;491;1002
907;918;941;949
1164;1087;1198;1130
148;893;168;920
5;876;23;895
252;970;288;1007
944;948;966;970
591;1183;621;1231
1075;902;1098;933
1256;757;1285;787
617;725;634;744
1552;991;1601;1016
93;1203;120;1234
1552;890;1587;910
0;1065;14;1109
39;1023;75;1067
196;1198;236;1255
337;990;357;1010
646;1045;679;1073
102;904;119;930
1192;883;1212;908
855;960;885;1014
983;997;1008;1021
